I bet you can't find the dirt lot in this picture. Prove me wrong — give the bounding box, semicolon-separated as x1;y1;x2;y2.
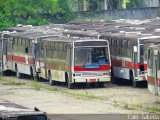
0;74;160;114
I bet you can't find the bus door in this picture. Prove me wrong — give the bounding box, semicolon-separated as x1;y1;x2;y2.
32;43;37;75
44;46;47;79
1;34;7;71
153;50;159;95
133;46;138;78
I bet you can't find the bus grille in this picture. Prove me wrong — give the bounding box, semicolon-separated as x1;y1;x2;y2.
82;72;102;76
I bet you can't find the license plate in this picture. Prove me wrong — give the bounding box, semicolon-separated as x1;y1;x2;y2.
89;79;96;82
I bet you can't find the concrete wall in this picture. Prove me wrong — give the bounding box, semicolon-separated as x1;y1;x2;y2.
76;7;160;20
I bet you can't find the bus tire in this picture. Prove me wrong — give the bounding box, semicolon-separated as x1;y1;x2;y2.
16;66;21;79
130;71;137;87
30;67;34;80
65;73;74;89
111;67;116;84
48;72;54;86
68;82;74;89
98;82;104;87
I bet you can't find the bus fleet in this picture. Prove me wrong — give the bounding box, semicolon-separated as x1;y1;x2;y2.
0;20;160;96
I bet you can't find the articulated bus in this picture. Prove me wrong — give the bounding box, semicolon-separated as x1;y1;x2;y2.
101;32;160;87
35;36;111;88
147;44;160;96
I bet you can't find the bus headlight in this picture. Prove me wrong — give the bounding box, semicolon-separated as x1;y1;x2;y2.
103;72;110;76
73;73;82;77
103;73;108;75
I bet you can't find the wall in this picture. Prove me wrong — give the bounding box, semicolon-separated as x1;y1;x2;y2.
76;7;160;20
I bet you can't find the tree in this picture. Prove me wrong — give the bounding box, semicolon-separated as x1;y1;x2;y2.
0;0;74;29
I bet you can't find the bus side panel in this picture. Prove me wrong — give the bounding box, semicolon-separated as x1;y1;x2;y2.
51;70;65;82
112;56;132;80
113;67;130;80
16;63;31;75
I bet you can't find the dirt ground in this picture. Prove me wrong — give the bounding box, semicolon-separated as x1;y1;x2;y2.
0;75;160;114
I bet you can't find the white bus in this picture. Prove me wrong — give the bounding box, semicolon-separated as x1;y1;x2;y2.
35;36;111;88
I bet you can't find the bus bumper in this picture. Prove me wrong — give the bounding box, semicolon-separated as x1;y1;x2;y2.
72;76;110;83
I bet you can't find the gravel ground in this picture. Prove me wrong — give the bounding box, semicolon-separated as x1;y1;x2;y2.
0;75;160;114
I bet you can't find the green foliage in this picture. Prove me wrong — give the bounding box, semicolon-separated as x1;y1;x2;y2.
0;0;74;29
56;0;75;23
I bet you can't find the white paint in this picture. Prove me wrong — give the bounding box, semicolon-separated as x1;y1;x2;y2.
17;63;31;75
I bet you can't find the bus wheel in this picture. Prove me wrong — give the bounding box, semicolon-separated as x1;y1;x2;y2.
68;82;74;89
98;83;104;87
16;67;21;78
65;73;74;89
111;68;116;84
130;71;137;87
49;73;54;86
30;68;34;80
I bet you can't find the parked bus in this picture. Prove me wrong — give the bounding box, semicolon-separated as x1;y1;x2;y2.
35;36;111;88
147;44;160;96
0;31;60;78
101;31;160;87
0;24;64;77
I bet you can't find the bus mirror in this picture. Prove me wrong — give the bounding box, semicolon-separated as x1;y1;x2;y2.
25;47;29;53
154;50;158;55
133;46;137;52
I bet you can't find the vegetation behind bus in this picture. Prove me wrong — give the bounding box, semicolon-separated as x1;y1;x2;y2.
0;0;75;29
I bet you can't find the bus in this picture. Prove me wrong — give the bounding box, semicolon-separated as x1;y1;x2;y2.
35;36;111;88
1;31;60;78
101;31;160;87
0;25;64;77
147;44;160;96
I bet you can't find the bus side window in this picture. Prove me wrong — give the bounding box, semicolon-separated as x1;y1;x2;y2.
25;47;29;53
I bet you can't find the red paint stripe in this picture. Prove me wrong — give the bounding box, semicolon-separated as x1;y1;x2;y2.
28;58;34;64
74;65;110;71
112;58;147;70
7;55;34;64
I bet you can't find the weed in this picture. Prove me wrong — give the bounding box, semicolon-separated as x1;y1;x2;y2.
3;80;25;86
123;103;136;110
131;103;143;109
31;81;42;90
46;86;58;91
146;105;160;113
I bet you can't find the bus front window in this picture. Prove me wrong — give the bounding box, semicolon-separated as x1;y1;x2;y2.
74;47;109;66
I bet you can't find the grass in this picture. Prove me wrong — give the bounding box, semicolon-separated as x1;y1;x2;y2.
131;103;143;109
3;80;25;86
146;105;160;113
68;91;100;100
31;80;42;90
0;74;101;100
122;103;141;110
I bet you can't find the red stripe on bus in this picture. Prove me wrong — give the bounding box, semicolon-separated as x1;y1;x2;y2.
74;65;110;71
112;58;147;70
28;58;34;64
7;55;34;64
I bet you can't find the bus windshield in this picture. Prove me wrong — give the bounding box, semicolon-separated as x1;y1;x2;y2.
74;47;109;66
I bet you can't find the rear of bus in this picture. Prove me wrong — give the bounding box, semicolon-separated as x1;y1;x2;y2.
137;37;160;82
72;39;111;86
136;40;147;81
